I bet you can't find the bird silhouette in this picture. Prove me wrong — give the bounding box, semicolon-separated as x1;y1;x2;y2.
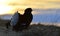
6;8;33;32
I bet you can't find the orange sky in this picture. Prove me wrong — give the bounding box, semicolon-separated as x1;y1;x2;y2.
0;0;60;15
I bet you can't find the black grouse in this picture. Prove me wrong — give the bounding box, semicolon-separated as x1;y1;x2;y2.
6;8;33;32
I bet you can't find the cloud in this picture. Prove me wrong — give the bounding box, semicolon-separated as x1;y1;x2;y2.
7;0;60;9
48;1;60;5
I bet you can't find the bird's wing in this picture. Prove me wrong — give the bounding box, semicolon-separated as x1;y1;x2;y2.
10;12;20;26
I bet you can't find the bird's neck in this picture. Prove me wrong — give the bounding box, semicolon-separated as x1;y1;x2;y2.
24;12;31;15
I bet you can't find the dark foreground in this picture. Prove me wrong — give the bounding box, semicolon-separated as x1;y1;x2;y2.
0;23;60;36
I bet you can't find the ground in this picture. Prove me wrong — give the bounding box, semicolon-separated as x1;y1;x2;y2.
0;20;60;36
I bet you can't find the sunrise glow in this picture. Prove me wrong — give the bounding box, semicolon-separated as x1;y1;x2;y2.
0;0;60;15
0;5;12;14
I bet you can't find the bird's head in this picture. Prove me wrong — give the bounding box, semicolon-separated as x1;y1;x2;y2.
24;8;32;14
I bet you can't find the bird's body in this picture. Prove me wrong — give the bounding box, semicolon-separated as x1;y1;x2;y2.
13;11;33;31
20;12;33;29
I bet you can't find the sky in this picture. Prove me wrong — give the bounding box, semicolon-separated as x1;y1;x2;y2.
0;0;60;23
0;0;60;14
